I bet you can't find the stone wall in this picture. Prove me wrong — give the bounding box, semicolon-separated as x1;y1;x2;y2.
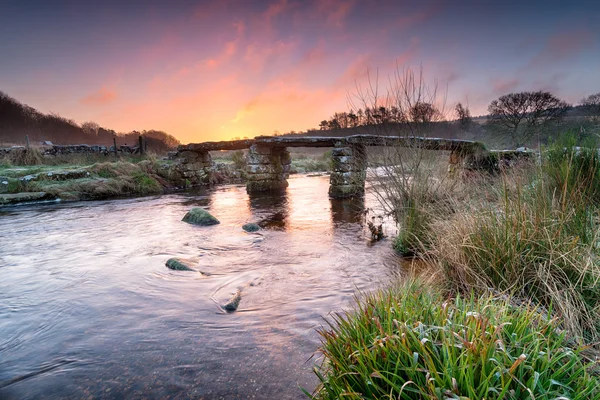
246;145;291;192
328;143;367;198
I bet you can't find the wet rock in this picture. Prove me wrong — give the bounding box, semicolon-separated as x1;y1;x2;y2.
223;289;242;312
182;208;220;226
44;170;90;181
165;258;196;271
242;223;260;232
0;192;55;205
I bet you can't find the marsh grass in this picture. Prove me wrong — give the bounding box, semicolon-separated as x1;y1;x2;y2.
311;280;599;399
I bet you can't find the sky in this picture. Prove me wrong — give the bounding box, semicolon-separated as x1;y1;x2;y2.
1;0;599;143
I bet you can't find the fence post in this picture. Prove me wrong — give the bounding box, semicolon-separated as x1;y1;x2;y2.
139;135;144;156
25;135;30;149
113;137;118;158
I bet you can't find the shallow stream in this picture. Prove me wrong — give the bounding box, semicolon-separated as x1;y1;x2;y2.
0;174;404;399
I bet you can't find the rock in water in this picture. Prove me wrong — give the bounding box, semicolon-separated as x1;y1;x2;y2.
182;208;220;226
223;289;242;312
166;258;196;271
242;223;260;232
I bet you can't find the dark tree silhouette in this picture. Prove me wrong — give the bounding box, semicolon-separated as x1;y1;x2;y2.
0;90;179;151
455;102;472;131
487;91;570;146
409;102;438;124
581;93;600;121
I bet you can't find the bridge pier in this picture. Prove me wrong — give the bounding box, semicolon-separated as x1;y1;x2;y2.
329;142;367;198
246;145;291;193
175;150;212;185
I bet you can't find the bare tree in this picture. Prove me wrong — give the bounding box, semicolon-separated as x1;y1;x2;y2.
455;102;472;131
81;121;100;136
581;93;600;122
347;65;452;255
487;91;570;147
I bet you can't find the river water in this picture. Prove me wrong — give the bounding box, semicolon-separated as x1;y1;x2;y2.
0;174;404;399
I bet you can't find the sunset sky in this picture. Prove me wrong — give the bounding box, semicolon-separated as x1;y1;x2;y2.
1;0;599;143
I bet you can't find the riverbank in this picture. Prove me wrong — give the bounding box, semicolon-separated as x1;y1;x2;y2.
310;134;600;398
0;150;332;206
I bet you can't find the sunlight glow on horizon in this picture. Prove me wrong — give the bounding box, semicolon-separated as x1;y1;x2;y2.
1;0;598;143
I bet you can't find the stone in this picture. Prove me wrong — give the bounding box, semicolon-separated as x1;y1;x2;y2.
328;184;364;199
178;151;199;162
43;170;90;181
242;223;260;232
280;151;292;165
246;153;277;165
223;289;242;312
331;147;353;156
249;145;272;155
166;258;196;271
0;192;55;205
329;171;366;186
246;180;288;192
182;208;220;226
246;164;282;174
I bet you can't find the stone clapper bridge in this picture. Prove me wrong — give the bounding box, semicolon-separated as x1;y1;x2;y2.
176;135;492;198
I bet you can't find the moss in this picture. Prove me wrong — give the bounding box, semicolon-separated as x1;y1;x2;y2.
328;184;364;198
242;222;260;232
132;171;163;194
165;258;196;271
182;208;220;226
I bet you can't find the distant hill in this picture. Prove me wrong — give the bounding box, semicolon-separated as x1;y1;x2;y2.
0;91;179;152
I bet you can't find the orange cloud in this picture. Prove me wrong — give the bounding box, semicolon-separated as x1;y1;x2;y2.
80;86;117;106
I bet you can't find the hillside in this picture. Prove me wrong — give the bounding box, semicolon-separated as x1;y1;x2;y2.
0;91;179;152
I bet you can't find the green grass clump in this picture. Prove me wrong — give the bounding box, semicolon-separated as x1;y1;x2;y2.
132;171;162;194
311;281;600;399
393;205;431;257
436;134;600;340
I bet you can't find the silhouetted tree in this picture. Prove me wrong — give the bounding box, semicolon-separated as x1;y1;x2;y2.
455;102;472;131
487;91;570;146
581;93;600;121
409;102;438;124
0;90;179;151
81;121;100;136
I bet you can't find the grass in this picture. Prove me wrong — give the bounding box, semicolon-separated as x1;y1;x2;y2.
312;132;600;398
1;159;166;200
310;280;600;399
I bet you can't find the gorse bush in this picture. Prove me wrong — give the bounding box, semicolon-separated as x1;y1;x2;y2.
310;281;600;399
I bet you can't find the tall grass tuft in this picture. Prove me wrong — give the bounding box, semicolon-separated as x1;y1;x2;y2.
432;133;600;341
310;280;600;399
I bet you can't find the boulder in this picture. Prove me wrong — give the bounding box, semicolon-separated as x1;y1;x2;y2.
223;289;242;312
242;223;260;232
0;192;55;205
182;208;220;226
165;258;196;271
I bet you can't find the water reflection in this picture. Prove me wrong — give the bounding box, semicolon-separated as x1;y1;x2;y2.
0;174;404;399
330;196;365;225
247;190;289;231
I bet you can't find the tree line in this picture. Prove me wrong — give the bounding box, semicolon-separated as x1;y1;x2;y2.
0;91;179;152
317;91;600;147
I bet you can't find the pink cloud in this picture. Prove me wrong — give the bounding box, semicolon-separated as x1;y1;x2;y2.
80;86;117;106
264;0;288;20
529;29;594;67
316;0;357;28
491;78;520;94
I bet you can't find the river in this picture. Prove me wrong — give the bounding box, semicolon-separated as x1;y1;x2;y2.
0;174;404;399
